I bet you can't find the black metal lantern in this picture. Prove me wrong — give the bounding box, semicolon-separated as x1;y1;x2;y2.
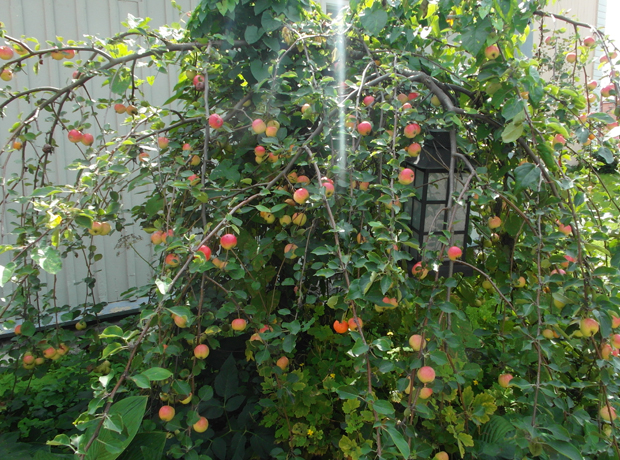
404;131;472;277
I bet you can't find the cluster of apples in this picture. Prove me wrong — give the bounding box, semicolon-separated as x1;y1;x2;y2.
0;45;20;81
67;129;94;146
89;221;112;236
113;103;138;115
161;233;237;271
159;405;210;432
20;341;70;369
333;317;363;333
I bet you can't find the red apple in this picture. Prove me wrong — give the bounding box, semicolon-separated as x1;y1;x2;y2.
583;36;596;48
587;80;598;91
192;75;204;89
293;188;310;204
411;261;428;279
498;373;513;388
159;405;175;421
197;245;212;261
545;36;556;46
557;222;572;236
296;175;310;185
194;344;210;359
403;123;421;138
553;134;566;147
406;143;421;157
601;84;615;97
396;93;408;104
151;231;165;245
611;334;620;348
157;137;169;149
14;325;22;335
252;119;266;134
485;44;500;59
447;246;462;260
126;105;138;115
402;102;412;110
114;103;126;114
488;216;502;229
284;243;298;258
188;174;200;185
220;234;237;250
276;356;289;370
0;46;15;60
182;143;192;151
357;121;372;136
417;366;435;383
601;406;618;422
612;314;620;329
255;145;266;157
193;416;209;432
408;92;419;100
209;113;224;129
566;52;577;63
398;168;415;185
165;253;181;267
359;181;370;190
67;129;83;143
580;318;599;337
81;133;94;146
301;103;311;114
322;182;335;197
363;95;375;106
231;318;247;331
172;314;187;328
561;254;576;268
419;387;433;399
434;451;448;460
409;334;425;351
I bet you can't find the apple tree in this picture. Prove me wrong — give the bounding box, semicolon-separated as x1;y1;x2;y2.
1;0;620;458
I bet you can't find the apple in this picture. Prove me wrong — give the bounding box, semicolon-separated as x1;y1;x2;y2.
0;46;14;60
359;181;370;190
50;50;64;60
542;329;555;339
190;155;201;166
172;314;187;328
114;103;126;114
292;212;307;226
126;105;138;115
284;243;298;258
267;152;279;163
406;143;421;157
157;137;169;149
601;406;618;422
587;80;598;91
14;325;22;335
276;356;289;370
447;246;462;261
0;69;13;81
209;113;224;129
612;314;620;329
396;93;408;104
417;366;435;383
75;320;87;331
100;222;111;235
580;318;599;337
411;261;428;279
545;36;556;46
409;334;425;351
89;221;104;235
557;222;572;236
301;103;311;114
261;211;276;223
43;347;57;359
363;95;375;106
398;168;415;185
62;49;75;59
319;181;334;198
252;119;267;134
220;233;237;250
194;344;210;359
403;123;421;138
151;231;165;245
553;134;566;147
159;405;175;422
357;121;372;136
56;344;69;356
601;55;610;64
231;318;247;331
197;245;212;261
81;133;94;146
561;254;576;268
293;188;310;204
611;334;620;348
485;44;500;59
182;143;192;151
498;373;513;388
419;387;433;399
482;279;493;290
34;357;44;366
192;75;205;89
488;216;501;229
348;317;363;330
408;91;419;100
402;102;412;110
13;44;27;56
188;174;200;185
430;95;441;107
296;175;310;185
193;416;209;432
12;140;22;150
565;52;577;63
165;253;181;267
601;84;615;97
333;320;349;334
255;145;266;157
583;36;596;47
514;276;526;288
23;353;35;365
68;129;83;143
434;452;448;460
279;215;292;226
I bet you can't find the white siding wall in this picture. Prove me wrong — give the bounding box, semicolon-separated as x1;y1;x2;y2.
0;0;198;316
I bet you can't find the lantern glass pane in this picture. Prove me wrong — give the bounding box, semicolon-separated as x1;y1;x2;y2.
428;172;449;200
412;200;422;231
414;168;425;188
424;204;446;232
425;233;442;252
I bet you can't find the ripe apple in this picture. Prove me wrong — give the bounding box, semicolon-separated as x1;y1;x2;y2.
172;314;187;328
363;95;375;106
100;222;111;235
419;387;433;399
292;212;307;226
114;103;126;114
359;181;370;190
580;318;599;337
301;103;311;114
411;261;428;279
188;174;200;185
322;182;335;197
402;102;412;110
280;215;292;226
252;119;267;134
165;253;181;267
14;325;22;335
193;416;209;432
542;329;555;339
35;357;44;366
12;140;22;150
81;133;94;146
159;405;175;422
276;356;289;370
151;231;165;245
0;46;14;60
587;80;598;91
192;75;205;89
296;175;310;185
601;84;615;97
447;246;462;261
255;145;266;157
485;44;500;59
43;347;57;359
261;211;276;224
0;69;13;81
284;243;298;258
62;49;75;59
406;142;421;157
50;50;64;60
267;152;279;163
194;344;210;359
68;129;83;143
488;216;501;229
434;452;448;460
126;105;138;115
403;123;421;138
601;406;618;422
231;318;247;331
333;320;349;333
190;155;201;166
89;221;104;235
348;317;363;330
553;134;566;147
408;92;419;100
583;36;596;47
196;245;212;261
514;276;526;288
209;113;224;129
357;121;372;136
182;143;192;151
417;366;435;383
557;222;572;236
157;137;169;149
23;353;35;365
293;188;310;204
601;55;610;64
398;168;415;185
611;334;620;348
602;343;613;359
545;36;556;46
396;93;408;104
409;334;425;351
561;254;576;268
565;52;577;63
612;314;620;329
220;233;237;250
498;373;513;388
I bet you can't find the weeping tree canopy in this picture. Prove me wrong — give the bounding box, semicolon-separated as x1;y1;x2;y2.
1;0;620;459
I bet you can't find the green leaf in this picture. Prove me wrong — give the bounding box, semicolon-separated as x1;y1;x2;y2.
360;9;388;36
501;120;524;143
545;440;583;460
75;214;94;229
110;67;132;95
547;122;569;138
20;320;35;337
117;432;166;460
336;385;359;400
372;399;394;416
131;374;150;389
244;26;263;45
514;163;541;193
501;98;524;121
250;60;270;82
461;17;491;56
0;262;15;287
385;426;410;459
102;343;124;358
31;245;62;275
141;367;172;381
597;147;614;164
100;326;124;338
